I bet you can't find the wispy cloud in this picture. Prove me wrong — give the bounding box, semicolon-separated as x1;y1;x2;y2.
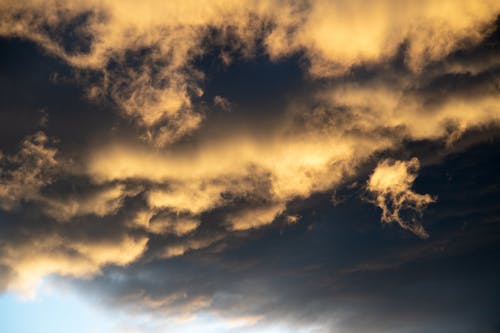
367;158;436;238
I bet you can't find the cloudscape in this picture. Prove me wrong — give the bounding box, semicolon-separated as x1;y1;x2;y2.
0;1;499;332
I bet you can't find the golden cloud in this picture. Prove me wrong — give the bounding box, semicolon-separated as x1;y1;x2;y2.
367;158;436;238
1;0;498;145
41;184;140;222
1;234;148;296
148;215;201;236
0;132;57;211
227;202;286;231
0;0;499;300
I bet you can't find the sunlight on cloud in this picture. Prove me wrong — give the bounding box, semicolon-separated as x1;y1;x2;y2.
367;158;436;238
0;132;57;210
1;0;498;145
0;0;499;330
1;234;147;296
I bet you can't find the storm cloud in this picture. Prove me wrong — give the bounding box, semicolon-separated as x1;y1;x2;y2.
0;1;499;332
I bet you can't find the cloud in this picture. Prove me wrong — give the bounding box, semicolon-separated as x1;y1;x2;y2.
160;234;224;259
1;36;498;298
121;290;212;319
82;55;499;244
1;0;498;145
0;2;499;329
367;158;436;238
147;182;226;215
41;184;139;222
40;142;500;332
0;233;148;296
313;71;500;143
227;202;285;231
0;134;151;296
0;131;57;210
0;132;140;222
148;214;200;237
268;0;500;75
86;133;365;197
213;96;232;112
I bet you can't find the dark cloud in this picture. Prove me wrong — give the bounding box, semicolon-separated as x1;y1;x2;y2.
0;2;499;332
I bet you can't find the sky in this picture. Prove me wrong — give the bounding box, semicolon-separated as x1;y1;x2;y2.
0;1;499;332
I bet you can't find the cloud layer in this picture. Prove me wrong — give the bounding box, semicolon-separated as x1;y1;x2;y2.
1;0;499;146
0;1;499;331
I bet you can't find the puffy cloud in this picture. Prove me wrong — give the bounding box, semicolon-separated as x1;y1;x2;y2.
267;0;500;75
0;233;148;296
0;2;500;326
147;182;226;215
367;158;436;238
83;61;499;242
316;76;500;142
1;0;498;145
160;234;224;259
87;133;369;197
148;215;200;236
0;0;268;146
1;37;497;298
0;133;150;296
227;202;285;231
41;184;140;222
27;142;499;332
0;132;140;222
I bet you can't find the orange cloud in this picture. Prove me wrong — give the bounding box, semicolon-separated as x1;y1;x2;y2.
0;0;499;300
1;0;498;145
1;234;148;296
367;158;436;238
